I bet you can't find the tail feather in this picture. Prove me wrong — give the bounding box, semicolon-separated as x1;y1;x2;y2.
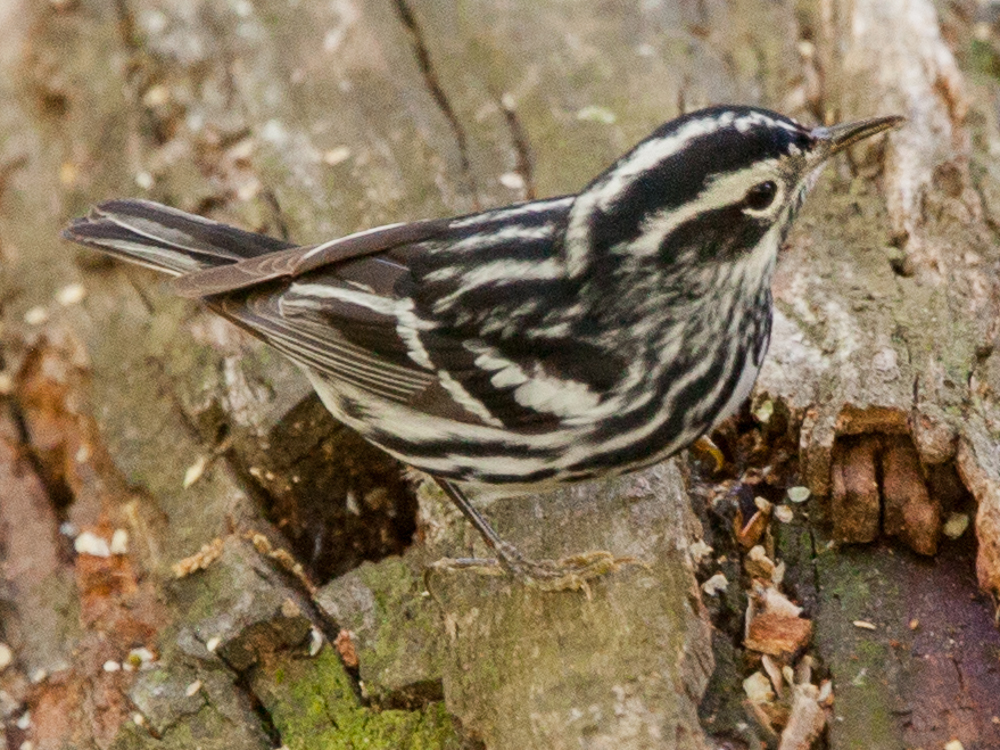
63;199;295;276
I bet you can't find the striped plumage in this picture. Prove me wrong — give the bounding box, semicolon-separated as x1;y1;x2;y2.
65;105;901;587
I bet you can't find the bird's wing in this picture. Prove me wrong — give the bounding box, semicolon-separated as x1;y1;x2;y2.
172;218;451;297
205;196;625;431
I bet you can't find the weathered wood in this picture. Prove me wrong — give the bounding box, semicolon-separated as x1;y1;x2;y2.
318;464;713;749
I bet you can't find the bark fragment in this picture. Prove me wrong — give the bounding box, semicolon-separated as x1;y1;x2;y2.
881;436;940;556
830;435;881;544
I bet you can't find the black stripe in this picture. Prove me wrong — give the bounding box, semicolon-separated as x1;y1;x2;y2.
568;336;753;474
98;199;294;258
658;206;771;264
585;108;811;257
445;198;571;233
368;430;554;460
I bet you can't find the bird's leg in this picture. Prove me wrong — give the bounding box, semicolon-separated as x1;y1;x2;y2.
428;478;641;594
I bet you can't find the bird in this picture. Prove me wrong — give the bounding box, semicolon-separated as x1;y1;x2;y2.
64;105;902;591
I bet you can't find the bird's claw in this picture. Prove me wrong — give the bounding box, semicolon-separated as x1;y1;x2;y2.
427;544;646;598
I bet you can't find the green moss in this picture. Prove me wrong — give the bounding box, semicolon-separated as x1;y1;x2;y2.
172;561;239;624
350;558;445;698
970;39;1000;82
109;723;150;750
259;648;462;750
812;541;909;749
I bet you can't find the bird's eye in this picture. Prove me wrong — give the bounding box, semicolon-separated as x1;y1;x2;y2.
743;181;778;211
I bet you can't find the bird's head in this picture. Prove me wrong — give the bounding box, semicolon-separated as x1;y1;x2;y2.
566;106;902;291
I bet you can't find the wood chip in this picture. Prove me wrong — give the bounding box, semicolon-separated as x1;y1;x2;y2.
777;684;827;750
756;585;804;619
335;629;359;669
309;627;324;657
762;654;785;697
323;146;351;165
743;670;775;703
499;172;525;190
689;539;713;564
576;104;616;123
746;612;813;656
754;399;774;424
787;486;811;503
834;405;908;435
74;531;111;558
831;436;880;543
942;512;970;539
882;436;940;555
55;283;86;306
701;572;728;596
774;505;794;523
182;455;210;489
109;529;129;555
172;537;225;578
738;509;770;550
745;546;777;580
23;306;49;325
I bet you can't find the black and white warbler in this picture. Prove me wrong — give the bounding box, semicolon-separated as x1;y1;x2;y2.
64;106;901;589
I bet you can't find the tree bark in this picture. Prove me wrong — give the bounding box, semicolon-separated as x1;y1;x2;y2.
0;1;998;749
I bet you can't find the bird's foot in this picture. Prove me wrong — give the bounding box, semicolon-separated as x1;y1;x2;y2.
428;542;645;598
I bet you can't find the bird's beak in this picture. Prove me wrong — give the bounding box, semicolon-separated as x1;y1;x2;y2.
810;115;904;161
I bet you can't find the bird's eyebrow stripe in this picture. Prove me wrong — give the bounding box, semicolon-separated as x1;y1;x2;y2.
612;159;784;259
596;111;801;213
564;113;807;275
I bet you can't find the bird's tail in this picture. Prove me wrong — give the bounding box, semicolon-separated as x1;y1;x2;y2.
62;199;294;276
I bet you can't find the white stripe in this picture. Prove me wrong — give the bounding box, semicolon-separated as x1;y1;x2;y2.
711;349;759;427
470;344;604;419
424;244;562;291
94;240;196;275
304;372;572;453
513;375;601;418
447;197;573;229
262;324;424;393
278;283;434;384
436;370;504;427
733;111;800;135
100;209;234;260
592;115;735;212
431;223;555;259
618;160;783;259
396;307;435;370
432;257;563;312
298;222;407;263
566;118;718;274
561;230;781;462
284;282;398;315
281;282;437;371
